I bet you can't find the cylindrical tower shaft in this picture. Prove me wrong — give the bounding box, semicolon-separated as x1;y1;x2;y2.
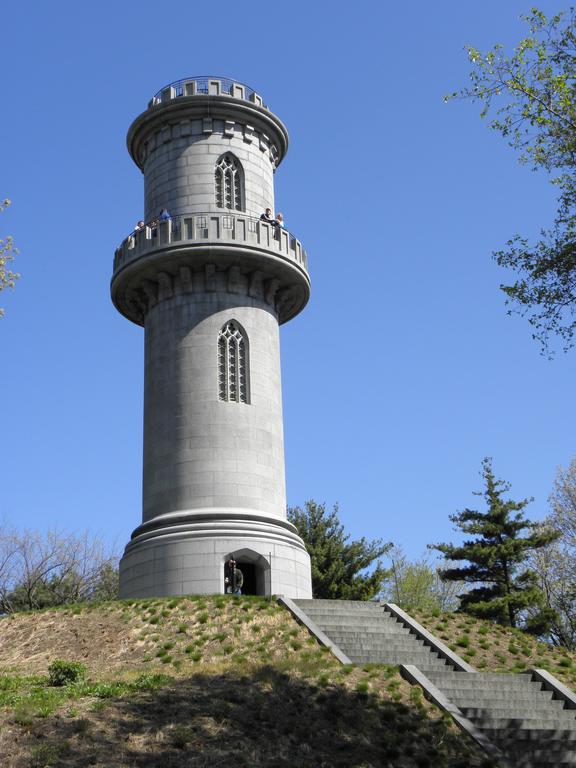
142;293;286;523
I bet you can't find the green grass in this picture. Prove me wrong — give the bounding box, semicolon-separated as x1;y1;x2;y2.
0;672;173;720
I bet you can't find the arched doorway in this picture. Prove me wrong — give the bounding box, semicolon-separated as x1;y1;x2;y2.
223;549;271;596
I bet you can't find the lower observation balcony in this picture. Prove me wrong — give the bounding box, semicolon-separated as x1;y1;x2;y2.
113;212;308;278
111;212;310;325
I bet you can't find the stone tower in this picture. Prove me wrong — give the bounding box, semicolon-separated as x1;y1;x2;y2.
112;77;312;599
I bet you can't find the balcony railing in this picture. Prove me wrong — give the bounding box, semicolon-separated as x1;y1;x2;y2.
113;212;308;276
150;76;266;109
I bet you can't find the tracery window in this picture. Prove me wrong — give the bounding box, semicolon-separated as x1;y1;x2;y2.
215;154;244;211
218;321;249;403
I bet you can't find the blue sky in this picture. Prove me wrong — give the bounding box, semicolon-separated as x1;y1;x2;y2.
2;1;574;562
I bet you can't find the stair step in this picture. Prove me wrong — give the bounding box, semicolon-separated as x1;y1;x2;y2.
323;637;431;650
507;747;576;761
425;673;536;690
454;692;556;705
304;616;407;628
477;716;576;730
294;599;382;608
484;727;576;741
461;705;574;720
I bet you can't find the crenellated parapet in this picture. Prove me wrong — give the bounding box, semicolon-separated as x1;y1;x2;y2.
111;212;310;326
149;76;268;110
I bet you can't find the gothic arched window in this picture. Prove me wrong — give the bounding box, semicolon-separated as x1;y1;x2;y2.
215;153;245;211
218;321;250;403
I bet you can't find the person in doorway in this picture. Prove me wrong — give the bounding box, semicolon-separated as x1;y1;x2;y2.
232;564;243;595
224;558;236;594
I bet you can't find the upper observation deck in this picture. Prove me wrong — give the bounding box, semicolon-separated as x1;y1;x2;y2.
128;75;289;171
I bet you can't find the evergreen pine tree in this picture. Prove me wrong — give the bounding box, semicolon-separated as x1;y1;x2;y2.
430;458;559;632
288;501;391;600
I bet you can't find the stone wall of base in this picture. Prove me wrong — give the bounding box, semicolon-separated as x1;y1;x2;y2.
119;525;312;599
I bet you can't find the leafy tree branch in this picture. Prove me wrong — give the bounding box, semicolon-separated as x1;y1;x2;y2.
447;8;576;353
0;199;19;317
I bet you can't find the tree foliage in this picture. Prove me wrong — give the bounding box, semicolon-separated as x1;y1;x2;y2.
287;500;392;600
448;8;576;353
430;458;558;632
0;199;19;317
529;457;576;648
380;547;464;613
0;523;119;612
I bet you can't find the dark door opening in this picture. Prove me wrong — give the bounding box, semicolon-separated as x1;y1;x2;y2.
223;550;270;596
237;562;257;595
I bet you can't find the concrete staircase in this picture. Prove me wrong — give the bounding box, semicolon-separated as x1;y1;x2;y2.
426;669;576;767
292;598;576;768
293;598;453;671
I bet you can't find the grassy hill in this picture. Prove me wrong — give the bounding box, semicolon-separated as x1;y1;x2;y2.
0;596;502;768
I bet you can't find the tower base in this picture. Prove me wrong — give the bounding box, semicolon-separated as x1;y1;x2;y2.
118;509;312;599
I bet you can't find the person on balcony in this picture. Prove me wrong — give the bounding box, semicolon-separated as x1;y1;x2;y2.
260;208;275;225
275;212;284;228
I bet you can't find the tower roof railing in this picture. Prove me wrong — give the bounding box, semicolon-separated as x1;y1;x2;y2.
150;76;267;109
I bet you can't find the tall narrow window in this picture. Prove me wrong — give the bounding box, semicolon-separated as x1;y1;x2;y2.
218;321;249;403
215;154;244;211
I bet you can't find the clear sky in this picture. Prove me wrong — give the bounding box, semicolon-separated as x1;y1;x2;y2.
2;1;574;562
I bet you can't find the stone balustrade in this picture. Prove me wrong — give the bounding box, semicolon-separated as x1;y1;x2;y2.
113;212;309;278
149;76;267;110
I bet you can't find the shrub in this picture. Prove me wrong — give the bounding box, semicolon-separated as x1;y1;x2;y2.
48;660;87;687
